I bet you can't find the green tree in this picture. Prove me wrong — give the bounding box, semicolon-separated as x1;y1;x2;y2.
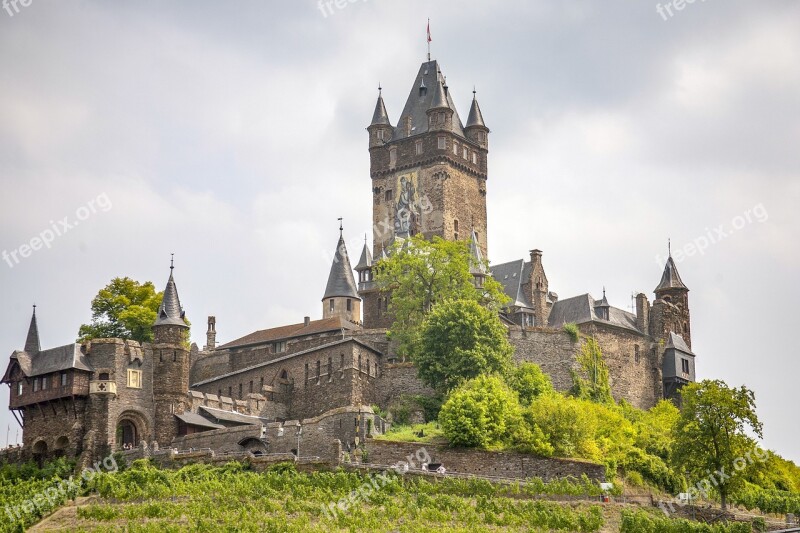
507;362;553;406
373;234;509;358
672;380;763;510
526;393;599;459
417;299;514;393
439;374;522;448
78;277;163;343
571;338;614;404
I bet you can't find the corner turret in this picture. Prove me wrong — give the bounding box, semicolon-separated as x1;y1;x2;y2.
322;221;361;323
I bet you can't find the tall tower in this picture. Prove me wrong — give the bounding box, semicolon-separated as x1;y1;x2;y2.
24;305;41;354
322;223;361;323
650;253;691;348
151;259;190;446
367;60;489;258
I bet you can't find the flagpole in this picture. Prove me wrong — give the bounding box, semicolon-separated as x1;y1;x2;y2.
427;18;431;61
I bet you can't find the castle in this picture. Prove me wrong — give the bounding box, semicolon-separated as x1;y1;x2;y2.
2;59;696;465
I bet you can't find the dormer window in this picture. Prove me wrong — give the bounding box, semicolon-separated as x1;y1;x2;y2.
415;140;423;155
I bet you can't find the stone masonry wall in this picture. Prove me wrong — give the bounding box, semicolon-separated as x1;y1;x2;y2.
365;441;605;482
509;328;581;392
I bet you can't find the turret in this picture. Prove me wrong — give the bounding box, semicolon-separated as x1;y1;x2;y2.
151;257;190;446
529;249;550;326
322;222;361;323
354;236;373;290
464;89;489;150
204;316;216;350
594;288;610;321
426;76;453;132
367;87;394;149
650;248;691;348
24;305;40;354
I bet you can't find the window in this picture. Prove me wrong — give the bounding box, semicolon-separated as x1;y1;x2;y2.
376;129;384;141
260;377;264;391
159;350;163;362
228;386;232;397
681;359;690;374
472;152;477;164
239;383;243;398
634;345;640;364
33;378;39;392
127;369;142;389
340;353;345;370
173;350;177;362
61;372;67;387
327;357;332;381
367;358;371;376
41;375;48;389
274;341;287;353
389;147;397;167
438;136;446;150
218;389;222;398
305;363;309;383
453;142;459;155
329;299;335;312
249;381;253;394
346;299;352;312
17;382;22;396
384;189;393;201
453;219;459;240
463;146;468;159
415;140;423;155
316;360;321;384
358;353;362;373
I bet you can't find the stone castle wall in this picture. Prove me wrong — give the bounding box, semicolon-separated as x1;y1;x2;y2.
508;328;581;392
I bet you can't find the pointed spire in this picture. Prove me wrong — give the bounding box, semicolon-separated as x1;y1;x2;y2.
655;256;688;292
323;224;359;300
355;235;373;271
429;76;449;111
465;88;486;128
370;86;391;127
154;257;188;328
468;229;487;276
24;304;40;354
596;287;610;307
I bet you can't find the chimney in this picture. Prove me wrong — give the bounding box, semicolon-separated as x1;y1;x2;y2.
304;316;311;326
205;316;216;350
530;249;543;265
636;294;650;334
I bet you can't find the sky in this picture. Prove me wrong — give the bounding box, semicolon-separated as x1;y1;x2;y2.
0;1;798;461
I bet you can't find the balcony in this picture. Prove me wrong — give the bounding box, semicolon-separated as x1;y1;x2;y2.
89;380;117;396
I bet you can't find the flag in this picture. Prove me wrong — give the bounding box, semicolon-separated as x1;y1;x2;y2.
427;19;431;43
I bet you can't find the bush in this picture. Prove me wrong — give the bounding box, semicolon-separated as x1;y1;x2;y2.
563;322;580;342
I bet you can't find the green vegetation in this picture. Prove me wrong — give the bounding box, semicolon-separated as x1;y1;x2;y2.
673;380;763;510
78;277;165;343
563;322;580;342
373;234;508;358
620;509;751;533
417;299;513;393
0;458;78;532
374;421;444;443
71;460;606;532
571;338;614;404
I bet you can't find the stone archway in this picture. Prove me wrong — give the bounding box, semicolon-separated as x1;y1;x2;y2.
116;411;150;450
53;436;69;457
32;440;48;455
238;437;268;456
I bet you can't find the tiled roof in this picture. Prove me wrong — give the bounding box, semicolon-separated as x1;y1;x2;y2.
2;343;93;383
489;259;532;308
655;256;688;292
465;93;486;129
215;316;360;350
370;92;392;126
198;406;269;426
154;267;188;328
548;293;640;333
665;332;694;355
24;308;40;354
175;412;225;430
323;235;360;299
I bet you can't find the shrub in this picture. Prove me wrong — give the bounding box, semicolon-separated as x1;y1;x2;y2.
563;322;579;342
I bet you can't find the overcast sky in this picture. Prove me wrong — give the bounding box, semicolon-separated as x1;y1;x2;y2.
1;1;798;461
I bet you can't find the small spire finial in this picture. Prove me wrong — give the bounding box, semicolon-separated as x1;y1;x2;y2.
32;303;36;315
338;217;343;237
378;83;381;95
668;238;672;258
603;286;606;298
473;86;476;97
170;253;174;270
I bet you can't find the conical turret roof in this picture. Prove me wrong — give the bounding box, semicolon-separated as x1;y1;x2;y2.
465;92;486;129
655;256;688;293
429;78;450;111
323;234;360;300
355;240;373;271
25;306;40;354
154;262;188;328
370;90;391;127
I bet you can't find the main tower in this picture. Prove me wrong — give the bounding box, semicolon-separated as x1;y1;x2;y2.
362;61;490;327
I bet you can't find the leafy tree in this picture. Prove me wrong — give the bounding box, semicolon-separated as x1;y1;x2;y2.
439;374;522;448
507;362;553;406
78;277;163;343
417;299;514;393
373;234;509;358
526;393;599;459
672;380;763;510
570;338;614;404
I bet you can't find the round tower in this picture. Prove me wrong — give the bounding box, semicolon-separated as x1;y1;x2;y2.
322;221;361;323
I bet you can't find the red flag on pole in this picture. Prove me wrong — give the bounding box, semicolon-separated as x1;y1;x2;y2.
427;19;431;43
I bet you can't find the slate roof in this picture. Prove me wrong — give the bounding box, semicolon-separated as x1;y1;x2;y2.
489;259;532;308
2;343;93;383
24;309;40;354
655;256;688;292
323;235;359;300
215;316;360;350
370;92;391;127
174;412;226;430
198;406;269;426
465;94;486;129
355;241;373;271
547;294;640;333
392;60;466;141
154;267;188;328
665;332;694;355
